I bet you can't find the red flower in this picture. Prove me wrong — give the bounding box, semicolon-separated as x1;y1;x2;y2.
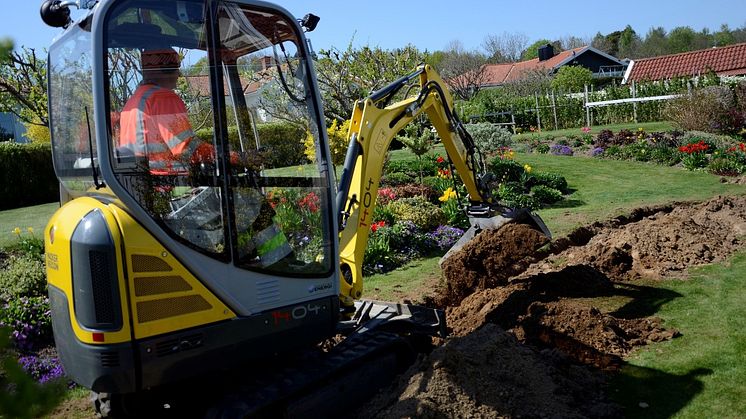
740;143;745;152
436;155;445;164
370;221;386;233
298;192;320;213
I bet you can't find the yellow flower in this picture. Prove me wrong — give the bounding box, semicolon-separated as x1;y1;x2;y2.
523;164;532;174
439;187;457;202
12;227;21;236
27;227;34;234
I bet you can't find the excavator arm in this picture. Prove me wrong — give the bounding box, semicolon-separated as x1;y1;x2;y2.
336;64;529;307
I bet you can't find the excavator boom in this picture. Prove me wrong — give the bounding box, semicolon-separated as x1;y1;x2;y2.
336;65;550;305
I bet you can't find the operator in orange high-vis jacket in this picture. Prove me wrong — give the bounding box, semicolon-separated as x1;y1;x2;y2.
119;48;210;175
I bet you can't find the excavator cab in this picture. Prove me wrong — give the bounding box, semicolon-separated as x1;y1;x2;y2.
44;0;343;403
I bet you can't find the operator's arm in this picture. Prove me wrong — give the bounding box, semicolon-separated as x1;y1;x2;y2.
335;65;493;307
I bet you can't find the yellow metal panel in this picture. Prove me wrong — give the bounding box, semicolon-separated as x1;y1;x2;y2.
45;197;133;344
107;206;235;339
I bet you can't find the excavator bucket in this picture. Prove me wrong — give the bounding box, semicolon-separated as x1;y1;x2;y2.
439;208;552;267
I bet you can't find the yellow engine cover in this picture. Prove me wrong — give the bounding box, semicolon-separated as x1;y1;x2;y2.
45;197;235;344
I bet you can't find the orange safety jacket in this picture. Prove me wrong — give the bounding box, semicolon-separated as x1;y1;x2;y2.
119;83;201;175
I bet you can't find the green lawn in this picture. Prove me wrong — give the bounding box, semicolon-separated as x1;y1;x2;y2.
608;252;746;418
0;202;59;248
512;121;676;142
520;153;746;236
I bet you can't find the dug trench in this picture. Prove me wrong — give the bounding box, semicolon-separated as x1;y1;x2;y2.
358;195;746;418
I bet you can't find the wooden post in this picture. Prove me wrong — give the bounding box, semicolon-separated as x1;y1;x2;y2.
534;92;542;131
551;89;558;130
632;80;638;124
584;85;590;127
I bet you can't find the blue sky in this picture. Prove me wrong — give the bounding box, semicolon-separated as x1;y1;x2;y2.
7;0;746;53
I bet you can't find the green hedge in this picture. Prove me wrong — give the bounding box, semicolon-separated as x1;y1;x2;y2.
196;121;306;168
0;143;57;210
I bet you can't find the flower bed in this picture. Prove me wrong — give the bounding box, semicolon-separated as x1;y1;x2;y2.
519;126;746;176
368;151;569;273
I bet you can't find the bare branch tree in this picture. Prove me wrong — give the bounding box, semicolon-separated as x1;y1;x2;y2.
559;35;591;50
482;32;530;63
437;40;489;101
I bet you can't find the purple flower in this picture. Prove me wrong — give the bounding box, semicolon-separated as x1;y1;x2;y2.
591;147;605;157
18;353;66;383
550;144;574;156
427;225;465;251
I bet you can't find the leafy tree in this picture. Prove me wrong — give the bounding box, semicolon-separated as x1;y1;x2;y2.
639;27;669;58
551;66;593;92
0;47;48;128
314;40;427;123
520;39;554;60
617;25;641;58
668;26;697;53
397;122;434;183
714;24;736;46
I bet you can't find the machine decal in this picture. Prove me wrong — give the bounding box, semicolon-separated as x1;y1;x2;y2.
46;253;59;270
358;177;375;228
307;282;333;294
271;303;324;326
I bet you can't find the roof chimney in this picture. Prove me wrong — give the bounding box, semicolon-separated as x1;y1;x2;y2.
259;56;274;71
538;44;554;61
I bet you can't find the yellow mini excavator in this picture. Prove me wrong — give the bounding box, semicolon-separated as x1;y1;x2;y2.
40;0;549;416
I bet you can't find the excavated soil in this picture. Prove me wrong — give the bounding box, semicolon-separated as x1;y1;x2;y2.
362;195;746;418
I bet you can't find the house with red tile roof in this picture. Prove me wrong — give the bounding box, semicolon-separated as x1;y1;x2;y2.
622;42;746;84
479;44;627;88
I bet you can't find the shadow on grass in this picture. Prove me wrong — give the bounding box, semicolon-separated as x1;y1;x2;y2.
610;365;712;419
547;198;585;209
610;283;683;319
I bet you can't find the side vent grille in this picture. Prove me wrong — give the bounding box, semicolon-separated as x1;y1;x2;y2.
100;351;120;367
256;279;280;305
89;250;115;324
132;255;172;273
134;276;192;297
137;295;212;323
155;333;204;357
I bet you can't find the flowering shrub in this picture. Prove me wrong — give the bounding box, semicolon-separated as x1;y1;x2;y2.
6;227;44;261
464;123;513;155
0;254;47;301
377;188;397;205
488;158;523;183
0;297;53;352
388;196;447;231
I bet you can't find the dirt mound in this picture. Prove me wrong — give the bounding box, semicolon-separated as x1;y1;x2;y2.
514;301;679;369
439;223;549;306
529;195;746;280
359;324;621;419
361;195;746;417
